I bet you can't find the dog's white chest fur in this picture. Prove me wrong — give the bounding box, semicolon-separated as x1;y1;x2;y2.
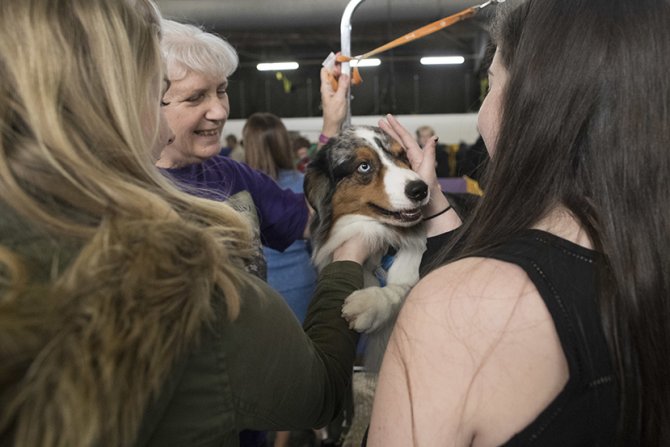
313;214;426;370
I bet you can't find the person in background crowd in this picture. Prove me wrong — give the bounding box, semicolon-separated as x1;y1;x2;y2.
456;135;488;182
220;133;245;163
416;125;451;178
368;0;670;445
292;135;312;173
243;112;317;325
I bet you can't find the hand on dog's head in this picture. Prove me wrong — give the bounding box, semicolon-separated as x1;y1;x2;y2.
305;126;427;252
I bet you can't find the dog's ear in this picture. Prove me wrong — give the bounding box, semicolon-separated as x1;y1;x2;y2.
304;139;337;244
304;140;334;214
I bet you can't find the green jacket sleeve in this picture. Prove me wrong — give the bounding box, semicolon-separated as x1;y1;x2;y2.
230;261;363;430
138;261;364;446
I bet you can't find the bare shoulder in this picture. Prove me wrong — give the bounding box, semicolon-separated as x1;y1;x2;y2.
411;256;531;308
398;257;535;336
394;257;542;370
388;257;569;445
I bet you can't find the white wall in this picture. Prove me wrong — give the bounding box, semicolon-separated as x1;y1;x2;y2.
224;113;480;146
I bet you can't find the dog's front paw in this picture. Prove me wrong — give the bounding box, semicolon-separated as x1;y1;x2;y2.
342;288;393;333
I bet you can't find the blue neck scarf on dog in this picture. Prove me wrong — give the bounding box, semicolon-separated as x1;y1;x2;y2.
374;251;396;287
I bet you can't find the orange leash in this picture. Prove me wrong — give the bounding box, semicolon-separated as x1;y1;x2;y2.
328;3;490;90
336;6;478;64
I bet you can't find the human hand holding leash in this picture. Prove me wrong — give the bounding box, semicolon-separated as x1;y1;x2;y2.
319;66;349;146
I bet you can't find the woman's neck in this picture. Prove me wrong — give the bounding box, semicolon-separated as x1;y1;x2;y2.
155;147;202;169
532;205;594;250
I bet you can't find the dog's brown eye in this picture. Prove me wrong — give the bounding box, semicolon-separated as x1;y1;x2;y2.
357;162;372;174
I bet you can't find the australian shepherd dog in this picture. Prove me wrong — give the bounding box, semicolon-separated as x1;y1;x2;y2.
304;125;429;371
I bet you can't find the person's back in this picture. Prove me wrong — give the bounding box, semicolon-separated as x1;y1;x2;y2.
0;198;361;447
479;229;617;446
262;169;316;322
370;211;617;446
244;112;317;323
368;0;670;445
0;2;367;445
396;223;616;446
0;2;251;444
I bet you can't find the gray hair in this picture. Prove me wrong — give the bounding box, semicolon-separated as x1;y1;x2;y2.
160;19;238;81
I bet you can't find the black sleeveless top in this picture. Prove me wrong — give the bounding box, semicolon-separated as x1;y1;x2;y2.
364;228;621;447
476;229;619;446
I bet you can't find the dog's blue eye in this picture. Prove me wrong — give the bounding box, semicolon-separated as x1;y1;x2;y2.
358;162;371;173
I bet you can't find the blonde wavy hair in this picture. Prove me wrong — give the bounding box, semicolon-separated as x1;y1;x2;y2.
0;0;253;444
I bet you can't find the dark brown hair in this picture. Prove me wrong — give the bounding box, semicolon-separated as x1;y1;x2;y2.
431;0;670;444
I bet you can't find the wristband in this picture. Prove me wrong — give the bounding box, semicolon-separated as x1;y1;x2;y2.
318;133;331;144
423;205;452;221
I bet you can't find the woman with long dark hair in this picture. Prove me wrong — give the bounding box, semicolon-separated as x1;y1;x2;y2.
368;0;670;445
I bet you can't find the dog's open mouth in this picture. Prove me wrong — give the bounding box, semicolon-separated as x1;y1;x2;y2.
368;203;422;223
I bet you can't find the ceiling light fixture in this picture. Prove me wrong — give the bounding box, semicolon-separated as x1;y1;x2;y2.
257;62;299;71
350;58;381;67
420;56;465;65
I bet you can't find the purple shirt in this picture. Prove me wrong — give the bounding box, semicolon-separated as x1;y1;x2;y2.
162;155;308;252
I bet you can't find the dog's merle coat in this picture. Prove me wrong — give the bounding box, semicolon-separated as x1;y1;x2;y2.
305;126;429;371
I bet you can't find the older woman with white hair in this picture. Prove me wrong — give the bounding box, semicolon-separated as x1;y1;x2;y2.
157;20;348;280
156;19;351;446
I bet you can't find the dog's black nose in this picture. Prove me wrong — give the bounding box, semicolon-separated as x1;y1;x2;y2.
405;180;428;201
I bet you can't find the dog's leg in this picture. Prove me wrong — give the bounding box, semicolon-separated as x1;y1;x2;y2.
341;236;426;332
342;283;412;333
